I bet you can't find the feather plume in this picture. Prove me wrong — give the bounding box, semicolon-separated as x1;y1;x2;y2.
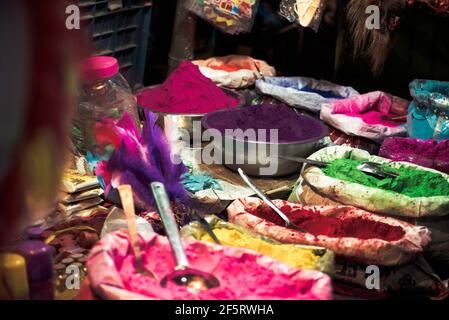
96;111;189;210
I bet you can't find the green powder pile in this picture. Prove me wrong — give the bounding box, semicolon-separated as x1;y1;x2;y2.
322;158;449;198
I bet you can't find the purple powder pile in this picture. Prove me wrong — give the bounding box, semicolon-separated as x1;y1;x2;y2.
380;137;449;174
202;104;328;143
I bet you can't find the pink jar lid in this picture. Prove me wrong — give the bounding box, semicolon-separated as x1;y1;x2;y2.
80;56;119;81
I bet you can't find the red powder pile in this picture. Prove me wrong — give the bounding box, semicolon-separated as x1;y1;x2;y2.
137;61;240;114
249;205;405;241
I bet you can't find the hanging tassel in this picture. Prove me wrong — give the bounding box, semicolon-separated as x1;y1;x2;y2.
346;0;408;74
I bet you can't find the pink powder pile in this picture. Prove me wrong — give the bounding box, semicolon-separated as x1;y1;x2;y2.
137;61;240;114
116;236;329;300
332;91;406;128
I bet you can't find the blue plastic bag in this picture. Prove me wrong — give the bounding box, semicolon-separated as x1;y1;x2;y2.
408;79;449;141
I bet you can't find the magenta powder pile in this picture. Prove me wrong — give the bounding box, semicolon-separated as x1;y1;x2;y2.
203;104;328;143
113;235;330;300
380;137;449;174
137;61;240;114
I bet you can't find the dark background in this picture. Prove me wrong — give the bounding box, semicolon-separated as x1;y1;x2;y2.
144;0;449;99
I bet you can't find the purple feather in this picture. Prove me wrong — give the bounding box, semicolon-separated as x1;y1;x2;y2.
102;111;188;210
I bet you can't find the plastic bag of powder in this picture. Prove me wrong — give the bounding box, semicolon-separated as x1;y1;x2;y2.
289;145;449;218
187;0;260;35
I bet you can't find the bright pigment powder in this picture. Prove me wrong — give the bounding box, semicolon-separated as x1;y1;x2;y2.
249;204;405;241
380;138;449;174
137;61;240;114
117;237;326;300
202;104;328;143
200;228;320;270
208;64;251;72
331;93;405;127
323;158;449;198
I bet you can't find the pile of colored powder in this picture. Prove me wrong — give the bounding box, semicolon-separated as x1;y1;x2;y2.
355;111;402;127
137;61;240;114
249;204;405;241
200;228;320;270
331;92;405;127
301;86;344;99
118;237;326;299
322;158;449;198
208;64;251;72
202;104;328;143
380;138;449;174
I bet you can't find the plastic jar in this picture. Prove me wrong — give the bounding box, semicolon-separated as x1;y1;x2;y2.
74;56;140;163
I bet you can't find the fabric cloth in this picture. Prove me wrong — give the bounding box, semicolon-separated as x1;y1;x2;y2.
193;55;275;89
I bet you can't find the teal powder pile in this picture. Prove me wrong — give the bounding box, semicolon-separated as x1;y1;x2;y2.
322;158;449;198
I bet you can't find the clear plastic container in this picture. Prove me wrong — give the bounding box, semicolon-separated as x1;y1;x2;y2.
74;56;140;163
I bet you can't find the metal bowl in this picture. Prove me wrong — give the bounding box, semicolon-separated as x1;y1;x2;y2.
137;86;245;142
202;111;328;177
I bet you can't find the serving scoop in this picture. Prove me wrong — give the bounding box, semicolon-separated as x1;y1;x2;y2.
277;156;399;179
150;182;220;294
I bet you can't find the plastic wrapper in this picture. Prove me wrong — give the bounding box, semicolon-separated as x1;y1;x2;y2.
100;207;154;238
279;0;326;32
290;146;449;218
181;215;334;273
408;79;449;140
255;76;359;113
332;256;448;299
380;137;449;174
320;91;409;143
227;197;431;266
87;231;333;300
192;55;276;89
187;0;260;35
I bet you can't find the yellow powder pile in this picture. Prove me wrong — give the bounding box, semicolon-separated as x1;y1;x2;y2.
200;228;320;270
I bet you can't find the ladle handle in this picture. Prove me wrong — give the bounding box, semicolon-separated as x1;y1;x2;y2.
151;182;189;269
237;168;291;226
278;155;328;167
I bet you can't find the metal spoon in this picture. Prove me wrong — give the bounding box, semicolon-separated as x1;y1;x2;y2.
117;185;158;280
277;156;399;179
237;168;307;233
150;182;220;294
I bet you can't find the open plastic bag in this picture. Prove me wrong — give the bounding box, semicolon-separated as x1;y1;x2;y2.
187;0;260;35
408;79;449;140
192;55;276;89
320;91;409;143
87;231;333;300
289;146;449;218
227;197;431;266
255;76;359;113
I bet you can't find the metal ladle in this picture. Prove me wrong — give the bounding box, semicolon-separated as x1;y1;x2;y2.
277;156;399;179
237;168;307;233
150;182;220;294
